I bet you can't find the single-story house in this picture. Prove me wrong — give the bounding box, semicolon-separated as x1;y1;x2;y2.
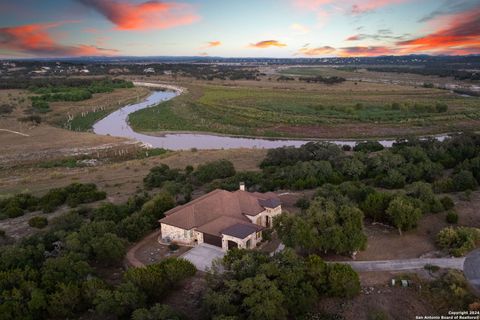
159;184;282;251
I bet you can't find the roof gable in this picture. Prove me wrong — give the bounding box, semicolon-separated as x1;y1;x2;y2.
160;189;280;230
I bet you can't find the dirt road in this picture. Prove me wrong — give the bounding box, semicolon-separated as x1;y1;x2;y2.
342;257;465;272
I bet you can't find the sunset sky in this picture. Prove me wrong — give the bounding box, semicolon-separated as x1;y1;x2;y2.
0;0;479;58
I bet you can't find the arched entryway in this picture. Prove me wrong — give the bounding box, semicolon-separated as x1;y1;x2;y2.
265;215;271;228
228;240;238;250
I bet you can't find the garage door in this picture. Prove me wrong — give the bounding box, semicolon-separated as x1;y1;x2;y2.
203;233;222;247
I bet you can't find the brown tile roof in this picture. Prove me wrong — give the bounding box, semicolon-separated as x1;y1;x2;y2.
196;216;262;238
222;222;264;239
160;189;280;230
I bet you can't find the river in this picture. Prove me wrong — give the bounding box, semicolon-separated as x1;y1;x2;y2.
92;88;448;150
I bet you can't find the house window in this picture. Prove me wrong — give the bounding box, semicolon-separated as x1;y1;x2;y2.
256;231;262;239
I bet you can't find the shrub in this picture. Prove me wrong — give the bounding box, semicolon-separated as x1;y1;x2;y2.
28;216;48;229
40;188;68;212
427;270;476;311
295;197;310;210
0;229;5;237
168;243;179;251
440;196;455;210
433;177;455;193
435;102;448;113
31;99;50;113
0;104;14;115
342;145;352;151
143;164;182;189
354;141;384;153
4;205;24;218
453;170;478;191
18;115;42;124
261;228;273;241
446;210;459;224
436;227;480;256
424;264;440;273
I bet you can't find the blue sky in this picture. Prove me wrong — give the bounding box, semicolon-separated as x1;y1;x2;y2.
0;0;479;58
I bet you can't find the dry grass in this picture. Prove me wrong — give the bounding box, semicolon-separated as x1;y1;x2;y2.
0;148;267;202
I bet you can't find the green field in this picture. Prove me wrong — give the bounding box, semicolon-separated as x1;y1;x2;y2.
129;82;480;138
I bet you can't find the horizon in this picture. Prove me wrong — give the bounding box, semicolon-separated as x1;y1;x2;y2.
1;0;479;59
3;53;480;60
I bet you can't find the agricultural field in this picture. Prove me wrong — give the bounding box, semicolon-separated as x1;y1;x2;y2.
129;78;480;139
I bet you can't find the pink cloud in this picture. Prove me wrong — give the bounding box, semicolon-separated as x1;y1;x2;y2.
0;22;118;57
397;6;480;55
76;0;200;31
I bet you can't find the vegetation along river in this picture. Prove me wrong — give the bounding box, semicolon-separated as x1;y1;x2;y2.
93;85;448;150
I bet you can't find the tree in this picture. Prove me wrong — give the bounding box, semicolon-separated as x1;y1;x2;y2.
141;191;175;220
275;197;367;255
194;159;236;184
132;304;186;320
47;283;82;319
124;258;196;303
340;157;366;180
378;169;406;189
92;203;125;223
304;255;328;293
41;255;91;292
94;282;147;318
360;192;392;222
326;263;360;298
237;274;287;320
91;233;126;265
386;196;422;235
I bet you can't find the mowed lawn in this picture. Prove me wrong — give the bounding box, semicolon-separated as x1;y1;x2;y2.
128;81;480;138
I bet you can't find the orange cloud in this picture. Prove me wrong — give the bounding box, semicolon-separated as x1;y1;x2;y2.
76;0;199;31
207;41;221;47
0;22;118;57
339;46;396;56
249;40;287;48
297;46;336;56
397;7;480;55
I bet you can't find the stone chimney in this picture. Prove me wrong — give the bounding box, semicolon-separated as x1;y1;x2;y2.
239;182;245;191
